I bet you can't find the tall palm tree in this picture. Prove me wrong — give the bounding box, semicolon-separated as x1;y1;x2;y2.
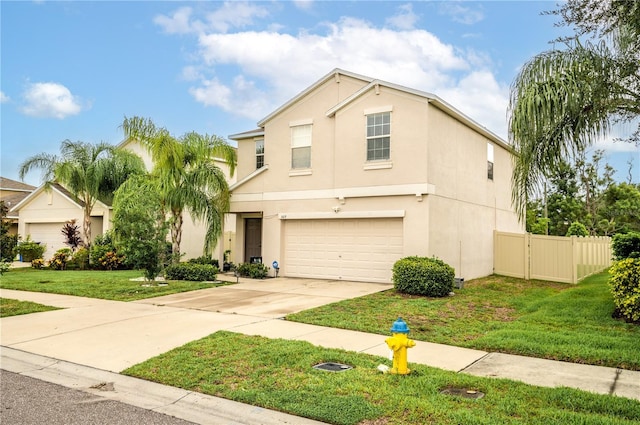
121;116;237;260
19;140;145;246
508;0;640;218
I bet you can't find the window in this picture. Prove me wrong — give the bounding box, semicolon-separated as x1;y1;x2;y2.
255;139;264;169
487;143;494;180
366;112;390;161
291;124;311;169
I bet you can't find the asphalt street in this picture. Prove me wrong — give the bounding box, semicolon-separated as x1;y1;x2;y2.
1;370;197;425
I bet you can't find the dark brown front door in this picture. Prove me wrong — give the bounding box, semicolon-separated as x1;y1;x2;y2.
244;218;262;262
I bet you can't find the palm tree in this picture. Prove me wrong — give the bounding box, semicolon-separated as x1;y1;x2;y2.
19;140;145;246
508;0;640;218
121;116;236;260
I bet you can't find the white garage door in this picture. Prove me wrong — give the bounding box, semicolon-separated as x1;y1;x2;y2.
284;218;403;283
26;222;66;260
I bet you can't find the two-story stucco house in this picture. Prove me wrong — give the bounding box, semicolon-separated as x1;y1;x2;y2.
228;69;523;283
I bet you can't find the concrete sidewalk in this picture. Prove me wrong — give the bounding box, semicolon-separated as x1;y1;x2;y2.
1;283;639;423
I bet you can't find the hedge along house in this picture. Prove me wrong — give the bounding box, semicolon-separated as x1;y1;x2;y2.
11;183;111;260
228;69;523;283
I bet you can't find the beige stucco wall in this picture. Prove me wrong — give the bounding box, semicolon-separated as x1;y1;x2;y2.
230;73;523;280
17;188;111;258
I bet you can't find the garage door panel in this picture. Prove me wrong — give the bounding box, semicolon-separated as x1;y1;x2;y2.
284;218;403;283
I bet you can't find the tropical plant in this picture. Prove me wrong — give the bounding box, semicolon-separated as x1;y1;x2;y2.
18;140;145;246
61;219;83;251
120;116;236;261
49;248;72;271
508;0;640;218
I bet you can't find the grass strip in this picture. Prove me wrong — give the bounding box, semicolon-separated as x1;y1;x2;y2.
0;268;229;301
287;273;640;370
123;331;640;425
0;298;61;317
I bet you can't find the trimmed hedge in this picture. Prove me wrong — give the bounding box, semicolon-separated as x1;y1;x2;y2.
609;258;640;323
392;256;455;297
165;262;218;282
188;256;220;268
612;232;640;260
235;262;269;279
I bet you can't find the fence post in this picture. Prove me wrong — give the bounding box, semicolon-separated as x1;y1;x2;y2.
524;232;530;280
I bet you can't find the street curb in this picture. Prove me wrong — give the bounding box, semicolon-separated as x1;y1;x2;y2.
1;346;326;425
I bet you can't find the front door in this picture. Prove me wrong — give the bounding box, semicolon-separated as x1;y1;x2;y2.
244;218;262;262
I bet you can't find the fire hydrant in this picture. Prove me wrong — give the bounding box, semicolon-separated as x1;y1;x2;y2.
385;317;415;375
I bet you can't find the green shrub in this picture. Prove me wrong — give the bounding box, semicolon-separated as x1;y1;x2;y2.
188;255;220;268
49;248;73;270
609;258;640;323
90;232;125;270
0;260;10;275
612;232;640;260
165;262;218;282
1;233;18;262
69;247;90;270
392;256;455;297
566;221;589;237
235;262;269;279
16;236;46;262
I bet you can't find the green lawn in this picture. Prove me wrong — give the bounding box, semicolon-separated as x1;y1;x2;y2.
0;298;61;317
0;267;229;301
124;331;640;425
287;272;640;370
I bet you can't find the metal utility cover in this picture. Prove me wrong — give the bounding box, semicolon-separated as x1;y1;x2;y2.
313;362;353;372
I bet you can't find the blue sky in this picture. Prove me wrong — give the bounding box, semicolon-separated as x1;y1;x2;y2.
2;0;638;187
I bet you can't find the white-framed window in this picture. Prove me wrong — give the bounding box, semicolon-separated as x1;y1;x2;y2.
291;124;312;169
366;112;390;161
487;143;494;180
255;139;264;169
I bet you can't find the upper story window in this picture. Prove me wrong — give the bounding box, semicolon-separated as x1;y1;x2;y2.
366;112;390;161
255;139;264;169
291;124;312;169
487;143;494;180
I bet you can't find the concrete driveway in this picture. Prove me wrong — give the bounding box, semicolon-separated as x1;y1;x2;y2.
135;276;392;318
0;277;391;372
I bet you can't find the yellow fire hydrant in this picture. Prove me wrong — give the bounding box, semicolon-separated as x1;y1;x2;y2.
385;317;416;375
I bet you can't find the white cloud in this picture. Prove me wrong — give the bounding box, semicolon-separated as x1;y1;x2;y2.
154;2;269;34
0;91;9;103
154;6;197;34
20;82;84;119
439;2;484;25
292;0;314;11
386;3;419;30
158;5;508;137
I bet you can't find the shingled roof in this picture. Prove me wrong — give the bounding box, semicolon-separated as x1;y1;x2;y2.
0;177;36;192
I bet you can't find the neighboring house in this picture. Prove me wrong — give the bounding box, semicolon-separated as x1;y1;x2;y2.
118;138;238;263
11;183;112;259
0;177;36;235
228;68;523;283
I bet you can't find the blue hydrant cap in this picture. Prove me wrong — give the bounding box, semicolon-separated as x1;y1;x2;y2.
390;317;410;333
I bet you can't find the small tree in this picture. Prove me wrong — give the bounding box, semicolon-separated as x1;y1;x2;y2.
0;201;18;261
112;175;168;281
566;221;589;237
61;219;83;251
